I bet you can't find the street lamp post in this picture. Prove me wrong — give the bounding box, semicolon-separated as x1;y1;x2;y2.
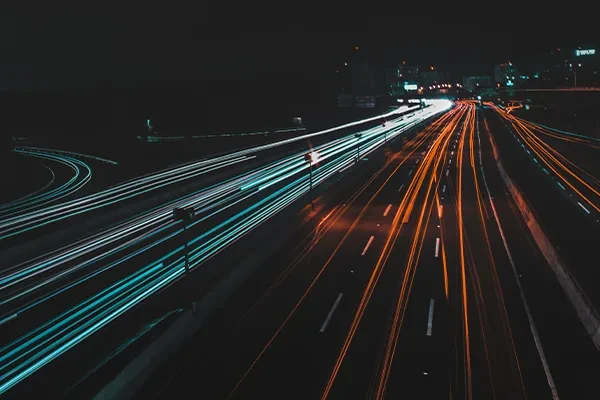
173;206;196;314
304;153;314;210
355;133;363;163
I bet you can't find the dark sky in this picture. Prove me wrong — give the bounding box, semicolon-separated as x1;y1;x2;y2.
0;9;592;93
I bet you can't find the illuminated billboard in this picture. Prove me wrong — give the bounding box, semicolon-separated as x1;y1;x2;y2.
575;49;596;56
404;82;418;91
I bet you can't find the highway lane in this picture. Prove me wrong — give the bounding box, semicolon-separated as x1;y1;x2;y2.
0;105;423;262
141;102;581;400
318;106;466;400
477;108;600;399
491;104;600;221
0;101;452;397
442;105;550;399
484;105;600;327
134;105;465;399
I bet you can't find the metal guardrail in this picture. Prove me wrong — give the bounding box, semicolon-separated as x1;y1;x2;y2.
13;146;118;165
139;127;308;143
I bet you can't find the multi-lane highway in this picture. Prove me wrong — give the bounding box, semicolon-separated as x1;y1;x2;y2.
0;105;423;260
4;99;599;399
492;105;600;219
0;101;451;397
131;101;600;400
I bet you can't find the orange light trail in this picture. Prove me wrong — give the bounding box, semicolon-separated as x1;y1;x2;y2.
470;109;527;396
490;104;600;213
227;109;458;399
321;104;468;399
456;103;473;400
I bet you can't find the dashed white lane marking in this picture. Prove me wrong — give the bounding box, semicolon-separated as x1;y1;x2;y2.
361;236;375;256
319;293;344;332
426;298;435;336
383;204;392;217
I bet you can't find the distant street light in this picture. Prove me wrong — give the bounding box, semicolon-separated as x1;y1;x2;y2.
173;206;196;315
354;133;363;163
304;152;317;210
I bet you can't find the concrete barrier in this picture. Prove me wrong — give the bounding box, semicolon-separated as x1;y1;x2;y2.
488;131;600;349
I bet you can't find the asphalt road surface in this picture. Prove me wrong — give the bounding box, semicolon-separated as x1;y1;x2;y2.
134;102;600;399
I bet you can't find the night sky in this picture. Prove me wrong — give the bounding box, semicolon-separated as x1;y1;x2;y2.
0;9;590;93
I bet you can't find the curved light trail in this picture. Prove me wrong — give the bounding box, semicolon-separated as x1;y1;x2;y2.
0;149;91;218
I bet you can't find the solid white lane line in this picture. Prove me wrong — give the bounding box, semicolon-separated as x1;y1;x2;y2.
442;184;446;193
434;237;440;257
578;202;591;214
426;298;435;336
383;204;392;217
398;184;404;192
319;293;343;332
361;236;375;256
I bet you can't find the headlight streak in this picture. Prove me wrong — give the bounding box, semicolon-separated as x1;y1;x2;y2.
1;105;421;241
1;108;442;303
1;149;92;218
0;156;253;240
0;100;452;395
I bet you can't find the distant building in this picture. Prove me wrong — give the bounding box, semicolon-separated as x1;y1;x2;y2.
337;49;376;94
384;66;403;94
494;62;520;87
462;76;493;92
400;65;421;84
348;57;375;93
532;47;598;87
421;70;449;87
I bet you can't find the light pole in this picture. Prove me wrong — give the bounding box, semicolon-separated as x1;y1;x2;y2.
173;206;196;314
304;153;314;210
146;118;154;135
355;133;363;163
